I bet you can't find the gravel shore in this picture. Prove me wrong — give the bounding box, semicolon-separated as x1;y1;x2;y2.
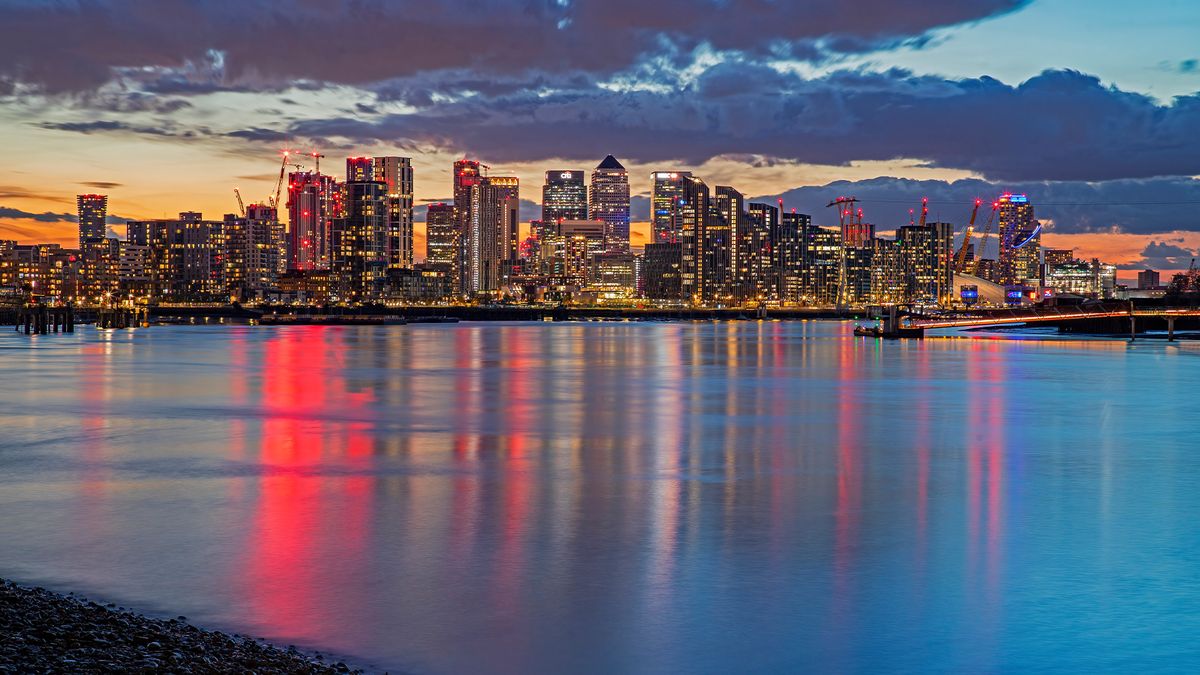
0;579;365;673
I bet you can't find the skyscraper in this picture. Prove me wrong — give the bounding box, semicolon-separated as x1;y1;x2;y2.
425;203;458;278
332;160;387;300
77;194;108;247
589;156;630;254
453;159;482;295
748;203;779;300
287;171;341;271
346;157;373;183
374;156;415;269
998;193;1041;285
542;171;587;223
673;175;709;303
490;176;521;267
463;173;519;295
651;171;693;244
714;187;746;300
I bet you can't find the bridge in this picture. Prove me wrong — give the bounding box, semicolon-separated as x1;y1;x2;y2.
901;302;1200;339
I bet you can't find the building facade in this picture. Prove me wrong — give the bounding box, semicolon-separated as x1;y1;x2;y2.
589;156;630;254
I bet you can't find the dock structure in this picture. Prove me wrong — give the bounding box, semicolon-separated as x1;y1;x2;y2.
12;303;75;335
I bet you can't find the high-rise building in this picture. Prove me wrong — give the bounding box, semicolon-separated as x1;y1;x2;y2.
286;171;341;271
77;194;108;247
560;220;606;283
453;159;482;295
589;156;630;253
374;157;415;269
651;171;693;245
928;221;955;304
1138;269;1161;289
842;220;875;249
642;242;683;300
778;210;810;302
672;175;710;303
715;187;749;301
425;203;458;277
491;176;521;269
738;202;773;302
801;224;841;305
129;212;227;301
1044;248;1073;268
896;224;948;305
346;157;374;183
748;203;780;300
223;204;282;300
466;175;519;294
332;162;388;300
543;171;587;223
998;193;1041;285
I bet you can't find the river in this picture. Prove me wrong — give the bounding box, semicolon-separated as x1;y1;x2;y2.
2;321;1199;672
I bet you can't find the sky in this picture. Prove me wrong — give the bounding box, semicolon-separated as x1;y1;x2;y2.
0;0;1198;279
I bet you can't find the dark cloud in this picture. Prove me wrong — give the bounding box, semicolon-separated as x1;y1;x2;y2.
755;176;1200;236
79;181;123;189
0;206;75;223
226;127;292;143
70;92;192;114
0;206;132;225
286;68;1200;182
39;119;212;139
1116;241;1198;271
0;0;1026;92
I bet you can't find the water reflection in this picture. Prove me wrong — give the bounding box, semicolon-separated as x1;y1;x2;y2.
1;323;1199;673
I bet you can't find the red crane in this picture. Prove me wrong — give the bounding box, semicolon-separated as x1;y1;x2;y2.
954;198;983;273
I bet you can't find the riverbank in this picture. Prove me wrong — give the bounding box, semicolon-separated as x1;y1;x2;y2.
0;579;364;673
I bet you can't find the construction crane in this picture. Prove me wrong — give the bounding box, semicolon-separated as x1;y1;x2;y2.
918;196;929;228
954;198;983;273
826;196;860;310
268;150;304;209
233;188;246;217
310;151;325;175
970;201;1000;277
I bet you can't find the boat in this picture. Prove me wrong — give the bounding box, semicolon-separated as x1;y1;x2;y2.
853;323;925;339
259;314;405;326
408;316;460;324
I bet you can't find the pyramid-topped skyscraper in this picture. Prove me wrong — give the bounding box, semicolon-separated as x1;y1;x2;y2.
589;155;631;253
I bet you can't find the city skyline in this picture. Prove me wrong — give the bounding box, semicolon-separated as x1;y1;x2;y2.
0;1;1198;279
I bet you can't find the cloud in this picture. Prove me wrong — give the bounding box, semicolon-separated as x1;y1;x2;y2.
0;206;131;225
225;127;293;143
0;206;75;223
0;0;1027;92
287;68;1200;182
753;175;1200;236
79;181;123;189
1114;240;1199;271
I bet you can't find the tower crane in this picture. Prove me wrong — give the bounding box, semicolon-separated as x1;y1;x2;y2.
826;196;860;310
233;188;246;217
970;201;1000;277
918;196;929;228
310;151;325;175
954;198;983;273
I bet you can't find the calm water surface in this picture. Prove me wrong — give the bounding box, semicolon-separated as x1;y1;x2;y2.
2;321;1200;673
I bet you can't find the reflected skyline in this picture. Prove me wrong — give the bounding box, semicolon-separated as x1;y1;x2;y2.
2;323;1199;672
